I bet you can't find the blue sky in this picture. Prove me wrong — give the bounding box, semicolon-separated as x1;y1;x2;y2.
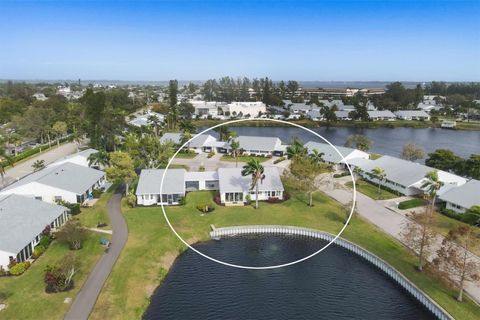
0;0;479;81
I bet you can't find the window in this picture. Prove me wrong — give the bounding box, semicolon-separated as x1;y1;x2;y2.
54;196;62;201
35;196;42;201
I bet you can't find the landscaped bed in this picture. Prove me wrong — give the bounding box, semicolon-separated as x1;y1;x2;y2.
174;151;198;159
398;198;427;210
345;179;398;200
220;155;270;163
91;190;480;320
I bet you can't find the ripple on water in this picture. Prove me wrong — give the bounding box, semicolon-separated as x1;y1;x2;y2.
143;235;435;320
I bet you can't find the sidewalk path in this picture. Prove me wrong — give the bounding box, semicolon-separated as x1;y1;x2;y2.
1;142;79;188
64;187;128;320
316;176;480;304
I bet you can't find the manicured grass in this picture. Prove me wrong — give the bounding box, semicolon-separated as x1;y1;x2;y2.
398;198;427;210
220;155;270;163
345;179;398;200
0;232;108;320
174;152;198;159
77;184;118;228
91;190;480;320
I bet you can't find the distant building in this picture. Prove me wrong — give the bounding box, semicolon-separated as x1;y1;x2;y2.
367;110;396;121
394;110;430;121
32;93;47;101
129;111;164;127
190;101;220;118
232;136;286;156
221;102;266;118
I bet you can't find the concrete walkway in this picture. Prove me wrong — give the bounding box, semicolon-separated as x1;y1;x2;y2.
64;187;128;320
1;141;79;188
316;176;480;304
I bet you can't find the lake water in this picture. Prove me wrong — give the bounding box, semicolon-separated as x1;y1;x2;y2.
200;126;480;158
144;236;435;320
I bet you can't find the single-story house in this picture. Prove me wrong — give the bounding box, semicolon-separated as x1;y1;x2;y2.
188;134;219;153
304;141;369;169
185;171;219;191
233;136;286;156
48;148;99;169
221;102;266;118
306;109;323;121
218;167;284;205
289;103;312;114
418;102;442;113
129;111;164;127
159;132;183;145
394;110;430;121
439;179;480;213
136;169;186;206
368;110;397;121
334;110;352;120
190;101;219;118
0;162;106;204
350;155;467;196
0;194;70;269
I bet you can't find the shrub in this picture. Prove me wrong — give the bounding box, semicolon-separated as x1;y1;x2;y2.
333;171;350;178
56;200;81;215
199;165;205;172
266;197;282;203
0;265;7;277
283;192;291;201
92;188;103;199
178;197;186;206
245;194;251;205
38;235;52;248
213;193;222;205
44;254;79;293
42;225;51;237
10;262;30;276
207;151;215;158
126;193;137;208
56;219;87;250
32;245;46;259
460;212;480;225
196;203;215;213
273;157;286;164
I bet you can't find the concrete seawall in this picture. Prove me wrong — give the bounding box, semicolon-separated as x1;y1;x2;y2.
210;225;453;320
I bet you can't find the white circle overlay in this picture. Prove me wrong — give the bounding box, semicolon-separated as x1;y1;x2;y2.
160;118;356;269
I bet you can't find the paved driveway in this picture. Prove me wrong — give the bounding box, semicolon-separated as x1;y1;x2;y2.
316;175;480;303
64;187;128;320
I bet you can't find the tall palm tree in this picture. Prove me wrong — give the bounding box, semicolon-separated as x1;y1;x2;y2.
179;119;196;134
309;149;325;165
148;115;162;136
241;158;265;209
421;170;444;215
229;138;241;167
88;151;110;168
286;138;306;160
370;167;386;198
215;126;232;141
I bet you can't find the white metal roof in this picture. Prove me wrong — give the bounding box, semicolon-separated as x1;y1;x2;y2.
439;179;480;209
218;167;284;193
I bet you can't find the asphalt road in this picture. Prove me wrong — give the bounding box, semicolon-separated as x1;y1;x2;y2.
64;187;128;320
0;142;79;188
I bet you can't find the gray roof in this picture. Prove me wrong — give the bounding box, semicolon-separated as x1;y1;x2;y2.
307;109;322;118
394;110;430;118
439;179;480;209
0;194;67;254
136;169;185;195
368;110;396;118
188;134;216;148
185;171;218;182
236;136;282;152
354;155;465;188
218;167;284;193
160;132;182;145
304;141;362;163
335;110;351;118
2;162;105;194
289;104;311;112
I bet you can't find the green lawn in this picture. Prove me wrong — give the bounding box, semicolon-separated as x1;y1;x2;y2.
0;232;108;320
345;179;398;200
174;152;198;159
398;198;427;210
220;154;270;163
90;190;480;320
0;189;117;319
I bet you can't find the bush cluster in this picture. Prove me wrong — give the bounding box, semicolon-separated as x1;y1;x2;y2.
398;198;426;210
213;193;222;205
9;261;31;276
273;157;286;164
56;200;81;215
92;188;104;199
440;207;480;226
333;171;350;178
196;203;215;213
32;245;46;259
207;151;215;158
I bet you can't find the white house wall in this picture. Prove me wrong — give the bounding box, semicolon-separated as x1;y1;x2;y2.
0;182;78;204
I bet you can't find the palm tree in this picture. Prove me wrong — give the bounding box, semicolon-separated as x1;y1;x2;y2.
148;115;162;136
286;138;306;160
215;126;232;141
309;149;325;165
87;151;110;168
179;119;196;134
370;167;386;198
229;138;241;167
241;158;265;209
421;170;444;215
32;159;46;172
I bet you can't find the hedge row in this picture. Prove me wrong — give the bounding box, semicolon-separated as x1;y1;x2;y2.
398;198;427;210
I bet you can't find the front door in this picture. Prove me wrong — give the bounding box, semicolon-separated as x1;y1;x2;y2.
168;194;173;205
